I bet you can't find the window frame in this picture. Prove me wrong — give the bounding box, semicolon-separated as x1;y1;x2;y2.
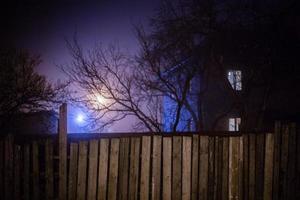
227;70;242;91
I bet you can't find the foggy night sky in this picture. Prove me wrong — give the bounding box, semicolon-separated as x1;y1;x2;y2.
1;0;160;81
0;0;160;132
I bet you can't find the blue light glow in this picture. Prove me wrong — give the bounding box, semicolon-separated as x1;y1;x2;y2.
76;113;85;124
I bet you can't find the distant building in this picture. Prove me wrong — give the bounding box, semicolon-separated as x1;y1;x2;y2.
162;54;300;132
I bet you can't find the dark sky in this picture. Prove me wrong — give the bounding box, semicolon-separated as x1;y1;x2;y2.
1;0;160;81
0;0;161;132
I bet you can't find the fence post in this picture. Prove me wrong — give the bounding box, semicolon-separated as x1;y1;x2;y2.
59;103;68;200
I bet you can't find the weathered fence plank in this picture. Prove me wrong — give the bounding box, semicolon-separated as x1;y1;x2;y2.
208;137;215;200
238;136;244;199
242;134;249;200
280;124;289;200
287;123;297;200
297;123;300;200
199;136;209;200
0;140;3;199
77;141;88;200
172;136;182;200
248;134;256;200
118;138;130;200
263;133;274;200
229;137;239;200
216;137;223;200
32;141;39;200
4;135;13;200
129;137;140;200
222;137;229;200
273;122;281;200
87;140;99;200
45;139;54;200
23;144;30;200
107;138;120;200
140;136;151;200
255;134;265;200
163;137;172;200
191;135;199;200
59;103;68;200
215;137;223;200
151;135;162;200
97;139;109;200
182;136;192;200
68;143;78;200
214;137;219;200
14;145;21;200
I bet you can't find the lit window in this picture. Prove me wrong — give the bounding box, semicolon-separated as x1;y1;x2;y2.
228;70;242;90
229;118;241;131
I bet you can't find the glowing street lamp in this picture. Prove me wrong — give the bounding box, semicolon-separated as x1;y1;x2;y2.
76;113;85;124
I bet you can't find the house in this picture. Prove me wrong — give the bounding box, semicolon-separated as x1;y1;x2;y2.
162;47;300;132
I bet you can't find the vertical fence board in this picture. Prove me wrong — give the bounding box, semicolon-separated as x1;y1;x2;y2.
59;103;67;200
263;133;274;200
280;125;289;200
14;145;21;200
77;141;88;200
243;134;249;200
172;136;182;200
296;123;300;200
68;143;78;200
229;137;239;200
162;137;172;200
45;139;54;200
97;139;109;200
191;135;199;200
287;123;296;200
199;136;209;200
23;144;30;200
129;137;140;200
32;141;39;200
0;140;3;199
107;138;120;200
182;136;192;200
87;140;99;200
213;137;219;200
255;134;265;200
208;137;215;200
140;136;151;200
273;122;281;200
217;137;223;200
238;136;244;199
151;135;162;200
4;135;13;200
222;137;229;200
248;134;256;200
118;138;130;200
214;137;223;200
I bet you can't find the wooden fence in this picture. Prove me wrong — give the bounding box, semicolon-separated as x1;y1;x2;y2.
0;105;299;200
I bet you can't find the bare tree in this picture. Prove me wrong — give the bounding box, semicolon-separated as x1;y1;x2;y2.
63;32;201;132
135;27;199;132
0;48;68;130
62;39;165;132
